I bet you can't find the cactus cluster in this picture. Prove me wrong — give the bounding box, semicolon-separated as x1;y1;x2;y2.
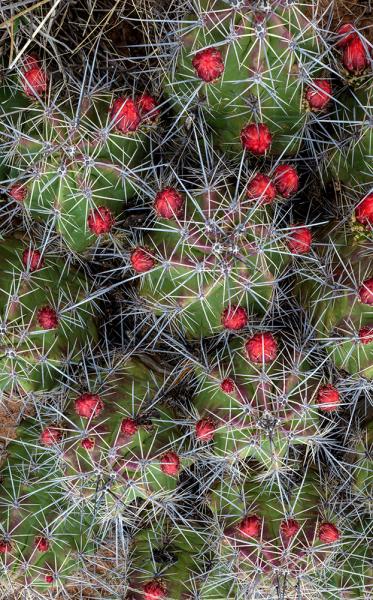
0;0;372;599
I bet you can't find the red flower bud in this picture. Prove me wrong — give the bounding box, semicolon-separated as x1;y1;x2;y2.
359;278;373;305
154;188;184;219
319;522;340;544
245;332;278;364
74;393;104;419
221;305;248;330
246;173;276;205
110;97;141;133
316;384;340;412
192;47;224;83
287;225;312;255
273;165;299;198
305;79;332;111
37;306;58;330
88;206;114;235
238;515;262;538
241;123;272;155
160;451;180;476
343;37;369;74
355;193;373;227
195;418;215;442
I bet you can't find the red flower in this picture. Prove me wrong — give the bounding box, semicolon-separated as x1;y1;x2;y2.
137;94;160;122
192;47;224;83
81;437;95;450
359;278;373;305
359;326;373;345
246;173;276;205
9;184;28;202
287;226;312;255
342;37;369;74
319;522;340;544
22;67;48;98
355;193;373;227
316;384;340;413
37;306;58;330
280;519;300;539
110;97;141;133
245;332;278;364
88;206;114;235
221;305;248;330
35;536;49;552
22;248;44;272
195;418;215;442
220;377;235;393
154;188;184;219
335;23;358;48
40;427;62;446
273;165;299;198
74;393;104;419
130;247;155;273
238;515;262;538
120;417;138;436
160;451;180;476
305;79;332;110
241;123;272;155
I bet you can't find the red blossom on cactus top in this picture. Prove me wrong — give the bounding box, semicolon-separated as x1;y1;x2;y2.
305;79;332;111
287;225;312;255
246;173;276;205
160;451;181;476
359;278;373;305
81;437;95;450
316;384;340;412
273;165;299;198
336;23;358;48
40;427;62;446
130;247;156;273
245;332;278;364
359;326;373;344
45;575;54;583
195;418;215;442
137;94;160;122
355;193;373;227
9;183;28;202
143;580;167;600
110;97;141;133
154;188;184;219
220;377;235;393
280;518;300;539
37;306;58;330
318;522;340;543
221;305;248;330
238;515;262;538
75;393;104;419
0;540;11;553
22;248;44;272
22;67;48;98
342;37;369;74
35;536;49;552
120;417;138;436
241;123;272;155
192;47;225;83
88;206;114;235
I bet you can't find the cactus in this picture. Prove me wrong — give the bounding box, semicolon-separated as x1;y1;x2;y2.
1;57;159;253
127;155;298;339
0;237;98;394
163;0;330;158
188;331;335;473
296;228;373;379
